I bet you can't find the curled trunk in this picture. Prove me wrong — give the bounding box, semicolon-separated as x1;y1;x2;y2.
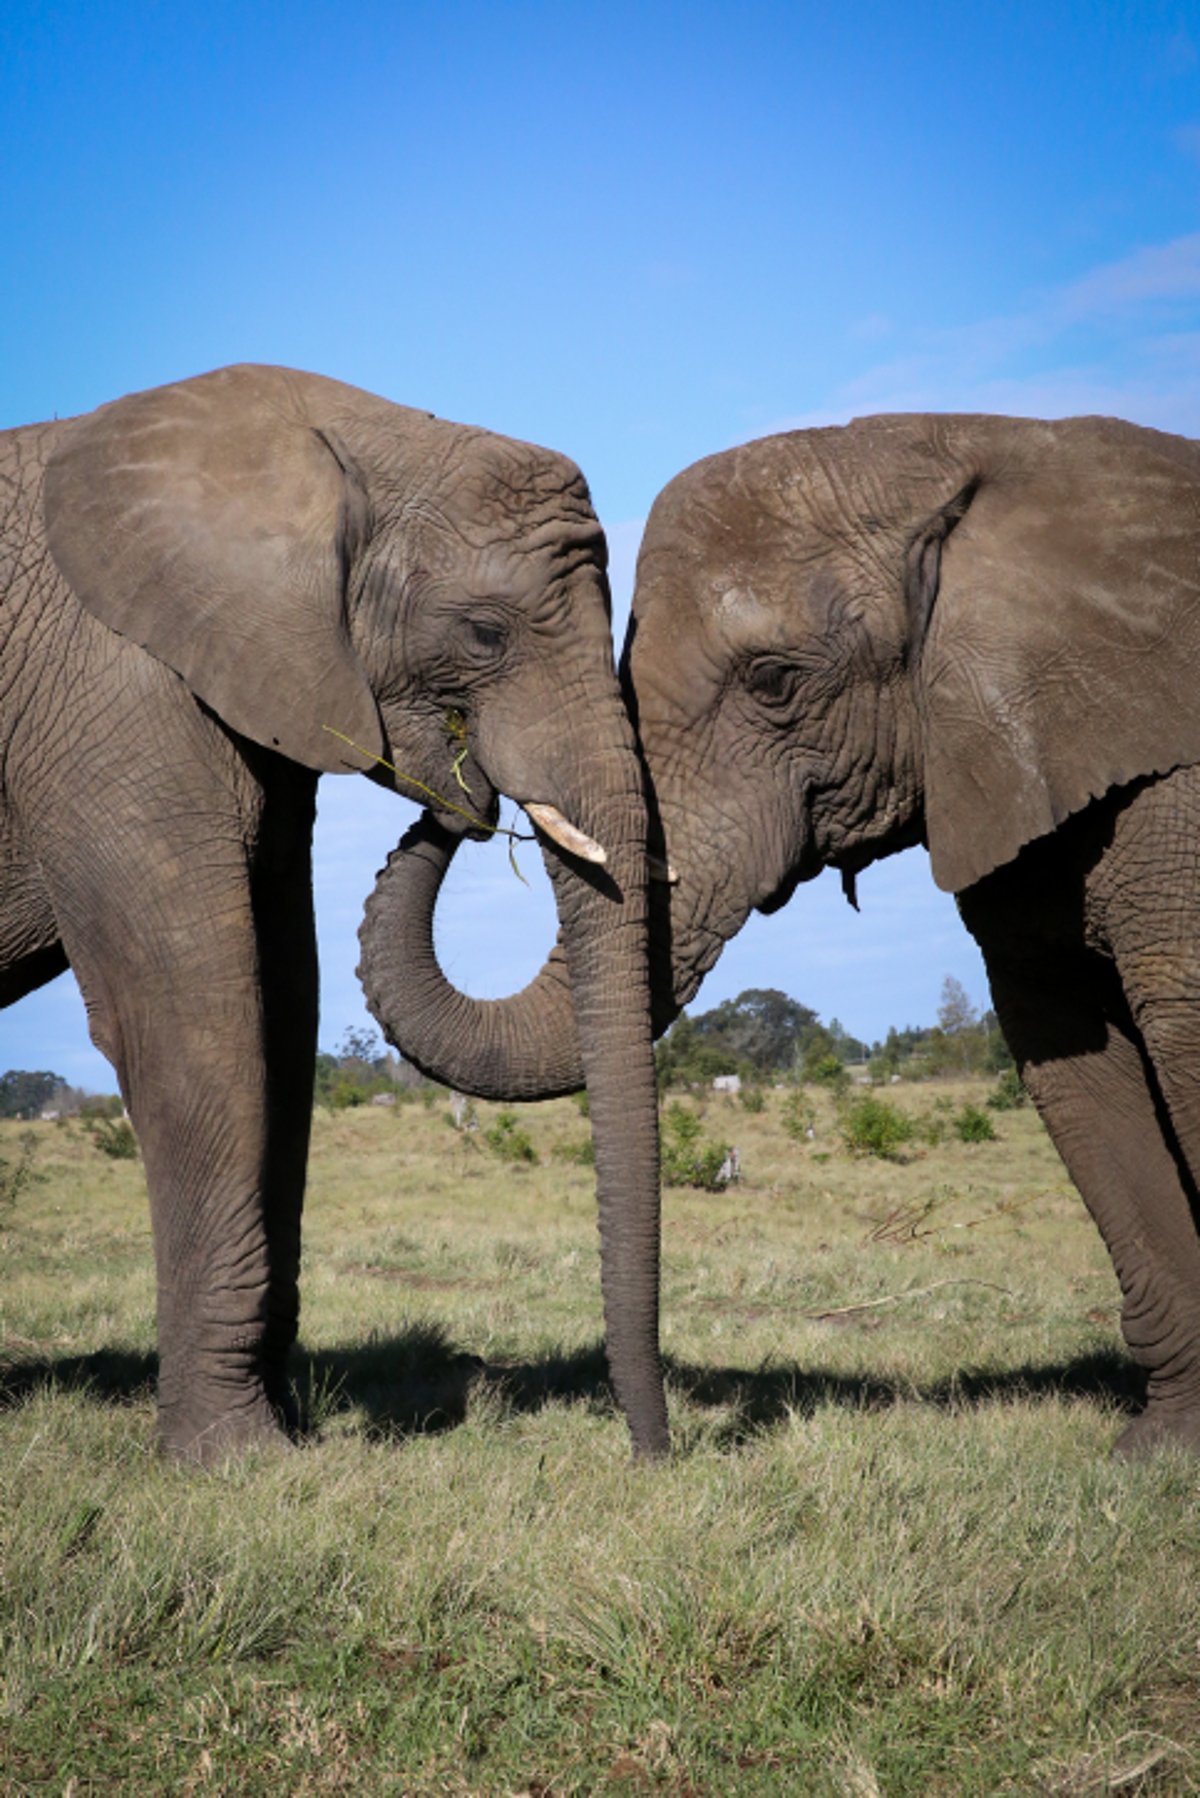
358;813;585;1099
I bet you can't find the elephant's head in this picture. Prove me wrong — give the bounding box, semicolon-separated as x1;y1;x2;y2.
622;412;1200;1013
42;363;667;1458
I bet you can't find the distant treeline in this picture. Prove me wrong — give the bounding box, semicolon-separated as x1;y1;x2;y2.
3;979;1009;1121
313;1028;431;1109
0;1070;123;1120
655;979;1011;1089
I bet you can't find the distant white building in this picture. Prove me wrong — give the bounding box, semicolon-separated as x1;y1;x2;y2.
712;1074;741;1094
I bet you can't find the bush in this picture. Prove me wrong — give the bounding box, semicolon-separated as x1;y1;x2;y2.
739;1084;766;1113
484;1110;538;1164
660;1102;732;1190
551;1135;595;1166
803;1053;850;1095
90;1117;139;1160
780;1090;816;1142
986;1067;1028;1111
914;1111;949;1147
0;1132;41;1214
79;1093;125;1120
954;1103;997;1143
839;1095;915;1161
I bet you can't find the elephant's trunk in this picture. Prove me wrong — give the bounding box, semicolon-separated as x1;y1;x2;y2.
358;800;669;1459
358;813;585;1099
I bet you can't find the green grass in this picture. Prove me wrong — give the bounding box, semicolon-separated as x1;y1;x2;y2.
2;1085;1199;1793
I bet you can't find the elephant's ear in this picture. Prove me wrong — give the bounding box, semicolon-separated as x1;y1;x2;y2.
43;365;385;773
912;417;1200;894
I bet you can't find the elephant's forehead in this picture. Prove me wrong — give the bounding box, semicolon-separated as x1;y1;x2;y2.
640;526;836;643
448;434;598;535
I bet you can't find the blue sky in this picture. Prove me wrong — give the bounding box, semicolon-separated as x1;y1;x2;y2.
3;1;1199;1089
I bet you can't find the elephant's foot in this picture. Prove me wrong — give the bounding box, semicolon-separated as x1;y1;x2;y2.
157;1386;296;1468
1114;1400;1200;1460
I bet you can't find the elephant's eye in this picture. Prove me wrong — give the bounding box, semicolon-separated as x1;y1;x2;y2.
459;615;510;665
745;658;797;707
469;619;507;651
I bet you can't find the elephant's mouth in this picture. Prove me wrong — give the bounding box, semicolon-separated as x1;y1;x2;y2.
756;863;811;916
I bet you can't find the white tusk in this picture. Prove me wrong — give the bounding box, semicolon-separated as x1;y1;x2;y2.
524;802;608;865
649;854;679;885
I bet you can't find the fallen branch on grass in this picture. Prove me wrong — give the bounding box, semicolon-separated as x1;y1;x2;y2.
804;1277;1014;1322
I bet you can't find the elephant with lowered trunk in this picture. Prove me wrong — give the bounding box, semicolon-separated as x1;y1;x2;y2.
619;412;1200;1457
0;363;667;1463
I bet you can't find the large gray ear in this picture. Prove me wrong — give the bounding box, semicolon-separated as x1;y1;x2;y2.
43;365;386;773
912;417;1200;894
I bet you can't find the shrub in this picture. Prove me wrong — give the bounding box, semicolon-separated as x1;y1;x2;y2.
552;1135;595;1166
484;1110;538;1164
954;1103;997;1143
90;1117;139;1160
986;1067;1028;1111
79;1093;125;1120
0;1132;41;1214
804;1053;850;1095
914;1111;949;1147
839;1095;915;1161
660;1102;732;1190
780;1091;816;1142
739;1084;766;1113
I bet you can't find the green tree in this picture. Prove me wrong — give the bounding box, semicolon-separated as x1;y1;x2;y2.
691;988;818;1073
655;1014;739;1087
937;976;978;1037
314;1028;407;1109
923;977;991;1075
0;1070;67;1120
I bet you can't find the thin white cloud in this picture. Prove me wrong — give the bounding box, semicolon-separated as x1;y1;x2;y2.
1056;233;1200;318
764;231;1200;440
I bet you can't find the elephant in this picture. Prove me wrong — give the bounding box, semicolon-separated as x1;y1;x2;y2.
610;411;1200;1457
0;362;668;1464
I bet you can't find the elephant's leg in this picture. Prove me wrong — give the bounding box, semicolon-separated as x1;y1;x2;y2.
38;757;318;1464
985;946;1200;1455
1104;995;1200;1453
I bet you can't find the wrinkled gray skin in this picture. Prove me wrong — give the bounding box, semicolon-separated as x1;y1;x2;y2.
619;413;1200;1457
0;363;666;1464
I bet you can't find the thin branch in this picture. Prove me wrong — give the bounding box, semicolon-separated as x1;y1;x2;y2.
805;1278;1014;1322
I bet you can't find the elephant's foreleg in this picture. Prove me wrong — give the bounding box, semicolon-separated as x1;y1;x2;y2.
36;761;317;1464
985;948;1200;1454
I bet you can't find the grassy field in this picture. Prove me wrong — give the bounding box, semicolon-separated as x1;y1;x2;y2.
3;1080;1199;1794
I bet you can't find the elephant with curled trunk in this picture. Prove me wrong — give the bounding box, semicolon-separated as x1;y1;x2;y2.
618;412;1200;1457
0;363;667;1464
